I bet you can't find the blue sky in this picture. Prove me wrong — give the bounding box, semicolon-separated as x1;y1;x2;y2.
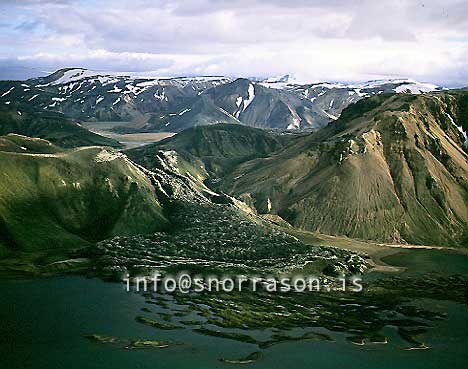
1;0;467;86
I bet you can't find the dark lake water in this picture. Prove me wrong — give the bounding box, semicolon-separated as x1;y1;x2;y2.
1;249;467;369
382;248;468;276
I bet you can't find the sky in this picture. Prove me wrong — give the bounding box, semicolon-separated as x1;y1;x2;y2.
1;0;467;86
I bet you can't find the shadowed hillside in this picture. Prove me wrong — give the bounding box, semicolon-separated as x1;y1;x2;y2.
126;124;301;178
0;102;121;148
0;139;168;254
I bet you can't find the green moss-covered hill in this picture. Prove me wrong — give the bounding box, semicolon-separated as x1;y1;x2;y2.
126;123;299;178
0;103;121;148
0;137;168;255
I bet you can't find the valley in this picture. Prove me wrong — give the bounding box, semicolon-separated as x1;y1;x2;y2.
81;121;175;149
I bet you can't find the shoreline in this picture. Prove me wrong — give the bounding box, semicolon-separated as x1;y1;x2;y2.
282;227;468;274
1;228;466;279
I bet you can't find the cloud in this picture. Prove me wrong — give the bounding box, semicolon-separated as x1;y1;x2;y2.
1;0;467;86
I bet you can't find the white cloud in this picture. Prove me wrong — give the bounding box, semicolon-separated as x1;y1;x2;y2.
1;0;468;86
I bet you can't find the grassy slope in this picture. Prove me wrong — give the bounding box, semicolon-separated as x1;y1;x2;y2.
0;103;121;148
127;124;299;178
0;138;168;255
0;134;62;154
218;92;468;247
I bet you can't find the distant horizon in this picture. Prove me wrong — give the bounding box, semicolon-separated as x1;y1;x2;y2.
0;65;465;89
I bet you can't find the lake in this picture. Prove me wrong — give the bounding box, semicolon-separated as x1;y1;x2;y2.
81;121;175;149
1;248;468;369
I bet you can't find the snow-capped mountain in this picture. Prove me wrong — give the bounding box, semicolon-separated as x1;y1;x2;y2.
0;68;231;128
260;76;440;120
0;68;443;132
158;78;330;132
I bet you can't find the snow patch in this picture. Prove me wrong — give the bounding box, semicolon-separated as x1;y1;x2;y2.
324;111;339;120
1;87;14;97
446;113;468;147
287;116;301;130
108;85;122;93
394;81;438;94
136;80;161;88
242;84;255;112
46;69;120;86
154;88;167;101
178;108;191;115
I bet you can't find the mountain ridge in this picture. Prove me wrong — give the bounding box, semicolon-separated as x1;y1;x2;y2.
219;91;468;246
0;102;121;148
0;141;169;254
130;91;468;247
0;68;445;133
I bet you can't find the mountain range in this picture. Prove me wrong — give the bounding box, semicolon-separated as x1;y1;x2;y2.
130;91;468;247
0;68;466;258
0;68;441;133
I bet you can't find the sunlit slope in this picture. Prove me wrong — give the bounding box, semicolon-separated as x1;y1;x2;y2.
127;124;297;177
220;92;468;246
